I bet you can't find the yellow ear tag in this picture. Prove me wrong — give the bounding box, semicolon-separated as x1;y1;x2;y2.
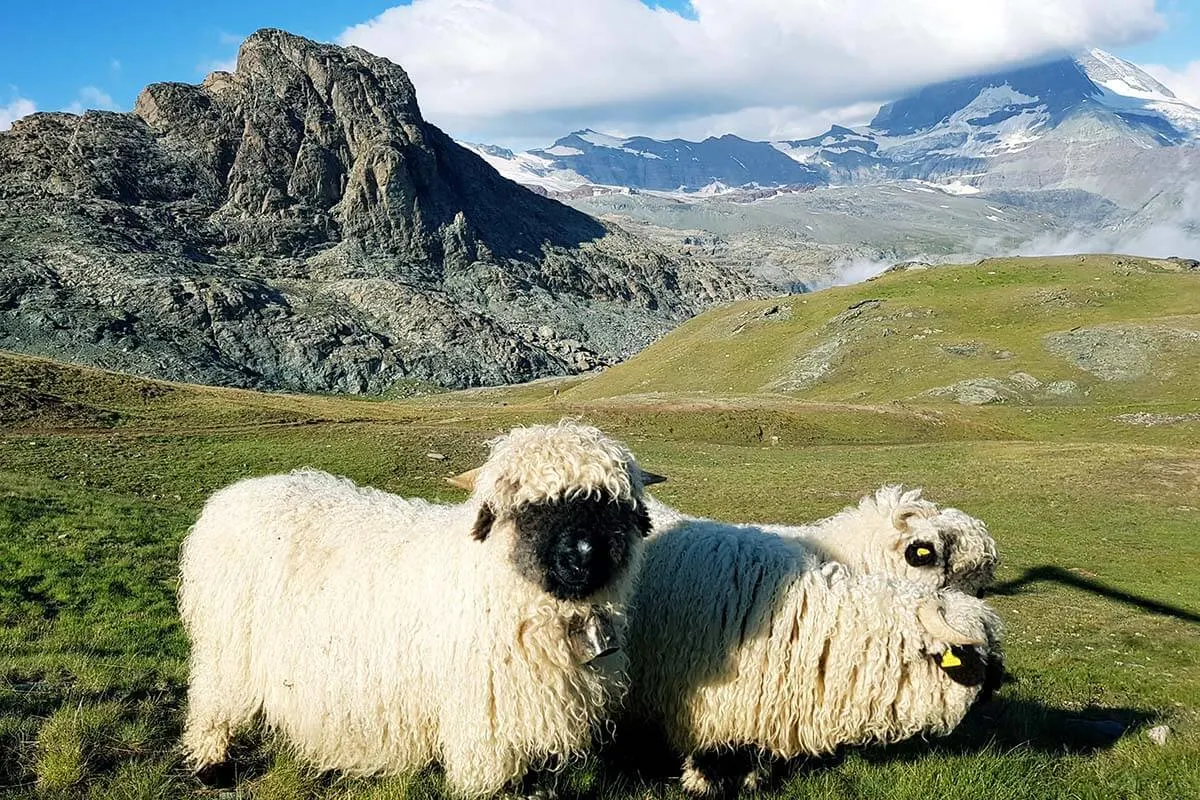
916;547;932;558
940;650;963;669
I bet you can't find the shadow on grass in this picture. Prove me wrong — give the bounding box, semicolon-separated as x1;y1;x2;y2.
593;692;1157;799
990;565;1200;624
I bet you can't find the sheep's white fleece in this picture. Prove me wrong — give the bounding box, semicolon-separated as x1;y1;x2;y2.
624;520;1001;759
179;421;648;797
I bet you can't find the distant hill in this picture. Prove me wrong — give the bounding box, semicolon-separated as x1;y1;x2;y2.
565;255;1200;407
0;30;762;395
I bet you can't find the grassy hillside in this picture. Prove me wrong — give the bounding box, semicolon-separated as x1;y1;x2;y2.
567;255;1200;408
2;254;1199;800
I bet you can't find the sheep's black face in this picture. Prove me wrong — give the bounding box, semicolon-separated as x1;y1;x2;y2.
937;636;1007;706
509;496;649;601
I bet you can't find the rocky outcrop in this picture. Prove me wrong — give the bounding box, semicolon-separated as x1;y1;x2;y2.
0;29;763;393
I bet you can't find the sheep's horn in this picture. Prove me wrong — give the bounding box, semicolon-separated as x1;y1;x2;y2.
917;599;984;647
446;467;481;491
640;470;667;486
892;504;933;531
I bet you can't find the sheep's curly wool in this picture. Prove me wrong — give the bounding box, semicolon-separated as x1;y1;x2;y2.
647;485;997;595
475;419;644;510
624;522;1002;763
179;421;649;797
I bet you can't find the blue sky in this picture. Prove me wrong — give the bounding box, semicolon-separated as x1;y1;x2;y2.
1120;0;1200;66
3;1;1199;144
0;1;395;114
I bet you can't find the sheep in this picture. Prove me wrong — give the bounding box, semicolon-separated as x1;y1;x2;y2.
622;520;1004;798
179;420;660;797
645;485;997;596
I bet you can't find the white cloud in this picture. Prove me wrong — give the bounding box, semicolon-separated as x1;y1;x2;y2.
66;86;119;114
0;97;36;130
1141;60;1200;107
340;0;1163;145
198;57;239;75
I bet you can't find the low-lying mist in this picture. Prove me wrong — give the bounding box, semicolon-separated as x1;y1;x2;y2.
819;185;1199;290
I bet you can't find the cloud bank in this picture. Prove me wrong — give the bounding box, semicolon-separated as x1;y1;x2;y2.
340;0;1163;145
0;97;36;131
65;86;119;115
1016;182;1200;260
1143;59;1200;107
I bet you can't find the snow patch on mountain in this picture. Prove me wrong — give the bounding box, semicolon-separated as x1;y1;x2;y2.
560;129;665;159
1077;50;1200;139
576;129;628;148
459;142;591;192
1081;49;1177;101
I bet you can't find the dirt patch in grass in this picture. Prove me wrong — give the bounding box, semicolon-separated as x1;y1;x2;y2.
0;385;120;430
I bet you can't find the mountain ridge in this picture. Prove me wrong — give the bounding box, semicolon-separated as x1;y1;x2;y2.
463;49;1199;200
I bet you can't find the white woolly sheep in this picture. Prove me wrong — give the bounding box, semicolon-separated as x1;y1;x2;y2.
179;420;658;797
646;484;997;596
622;520;1004;797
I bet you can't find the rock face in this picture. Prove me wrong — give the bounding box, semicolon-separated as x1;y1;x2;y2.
0;29;762;393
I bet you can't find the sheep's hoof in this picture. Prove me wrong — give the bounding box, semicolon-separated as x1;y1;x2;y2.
682;748;762;799
680;759;720;798
741;765;765;793
511;771;560;800
194;761;237;789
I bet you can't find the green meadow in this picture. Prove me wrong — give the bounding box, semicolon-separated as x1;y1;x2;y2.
2;255;1198;799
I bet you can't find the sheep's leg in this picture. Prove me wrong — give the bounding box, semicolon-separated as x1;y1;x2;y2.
180;656;258;770
681;747;762;799
442;737;523;799
510;766;562;800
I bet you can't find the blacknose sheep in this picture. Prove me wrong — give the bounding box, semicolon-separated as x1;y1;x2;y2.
179;420;658;797
623;520;1004;797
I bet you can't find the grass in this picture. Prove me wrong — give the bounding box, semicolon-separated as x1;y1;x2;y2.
1;255;1199;798
566;255;1200;407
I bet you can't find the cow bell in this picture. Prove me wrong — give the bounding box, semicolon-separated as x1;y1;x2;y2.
568;608;620;664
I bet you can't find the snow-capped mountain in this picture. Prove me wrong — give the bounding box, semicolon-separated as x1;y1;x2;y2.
463;50;1199;203
779;50;1200;189
529;130;823;192
461;130;823;195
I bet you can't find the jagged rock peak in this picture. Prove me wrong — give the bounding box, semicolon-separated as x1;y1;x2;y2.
148;28;422;123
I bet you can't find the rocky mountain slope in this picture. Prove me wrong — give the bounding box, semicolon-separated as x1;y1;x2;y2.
0;30;761;394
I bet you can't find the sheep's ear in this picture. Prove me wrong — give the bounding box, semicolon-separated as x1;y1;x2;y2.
470;503;495;542
892;504;930;532
446;467;481;492
634;501;653;538
640;470;667;487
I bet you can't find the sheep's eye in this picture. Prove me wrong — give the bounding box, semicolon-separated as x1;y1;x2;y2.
905;541;937;567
